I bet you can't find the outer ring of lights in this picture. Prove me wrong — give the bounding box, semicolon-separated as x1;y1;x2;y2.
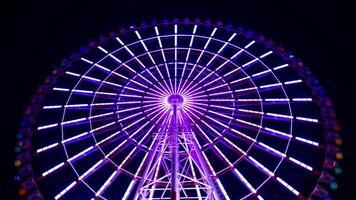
14;19;342;200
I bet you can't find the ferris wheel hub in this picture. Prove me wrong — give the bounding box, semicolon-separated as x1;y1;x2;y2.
168;94;184;105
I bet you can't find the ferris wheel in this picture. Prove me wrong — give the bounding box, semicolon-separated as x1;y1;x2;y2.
14;19;342;200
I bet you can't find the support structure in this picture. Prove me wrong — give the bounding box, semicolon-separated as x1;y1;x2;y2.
136;95;226;200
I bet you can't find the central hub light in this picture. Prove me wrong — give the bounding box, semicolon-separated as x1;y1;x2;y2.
167;94;184;105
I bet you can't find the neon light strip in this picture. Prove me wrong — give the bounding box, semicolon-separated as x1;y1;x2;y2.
258;142;286;158
233;168;257;193
37;123;58;130
289;157;313;171
62;132;89;144
259;51;273;58
36;142;59;153
296;117;318;123
42;162;65;177
295;136;319;146
54;181;76;200
276;177;300;196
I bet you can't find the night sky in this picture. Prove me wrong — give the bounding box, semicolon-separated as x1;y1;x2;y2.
1;0;354;199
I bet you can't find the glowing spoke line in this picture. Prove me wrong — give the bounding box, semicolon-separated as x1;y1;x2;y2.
187;109;304;197
55;112;164;200
154;26;174;93
46;108;166;182
180;28;217;96
135;30;172;95
80;57;149;91
177;25;197;94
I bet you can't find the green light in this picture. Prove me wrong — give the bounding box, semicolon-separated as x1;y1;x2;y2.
14;147;21;153
330;181;338;190
334;167;342;175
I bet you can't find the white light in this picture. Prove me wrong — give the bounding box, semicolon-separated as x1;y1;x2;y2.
216;179;231;200
90;122;116;133
242;58;258;68
115;37;124;45
265;98;289;101
238;109;263;115
259;142;286;157
80;57;94;64
244;40;255;49
230;49;243;59
211;27;218;36
65;71;80;77
37;123;58;130
230;76;249;84
61;117;87;125
237;98;262;102
296;116;318;123
248;156;274;176
295;136;319;146
109;54;122;63
223;67;240;77
203;38;211;49
89;112;114;119
42;162;65;177
193;25;197;34
79;159;104;180
273;64;288;70
54;181;76;200
122;180;135;200
292;98;312;101
208;91;232;96
252;69;271;77
94;63;111;72
53;87;70;92
259;51;273;58
82;75;101;82
67;146;94;162
64;104;88;108
260;83;282;89
235;118;262;128
43;105;62;109
36;142;59;153
233;168;256;193
154;26;159;35
284;79;302;85
276;177;300;196
96;91;117;96
72;89;93;94
91;102;115;106
235;87;257;93
134;30;141;39
228;33;237;42
264;127;292;138
266;112;293;119
289;157;313;171
62;132;89;144
98;46;108;54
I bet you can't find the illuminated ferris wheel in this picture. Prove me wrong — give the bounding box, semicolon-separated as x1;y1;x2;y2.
14;19;342;200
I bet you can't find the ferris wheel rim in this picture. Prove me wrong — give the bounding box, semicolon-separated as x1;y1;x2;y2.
14;19;342;200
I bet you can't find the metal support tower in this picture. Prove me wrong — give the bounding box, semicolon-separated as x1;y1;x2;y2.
136;95;226;200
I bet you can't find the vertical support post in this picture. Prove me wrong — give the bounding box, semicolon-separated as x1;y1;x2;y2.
170;104;179;200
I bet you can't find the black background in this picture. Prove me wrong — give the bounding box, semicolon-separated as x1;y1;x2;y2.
1;0;354;199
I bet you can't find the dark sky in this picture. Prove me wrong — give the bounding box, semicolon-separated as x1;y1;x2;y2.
1;0;354;199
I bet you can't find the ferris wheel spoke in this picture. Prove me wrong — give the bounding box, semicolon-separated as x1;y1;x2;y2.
154;26;174;94
177;25;197;95
134;30;172;95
